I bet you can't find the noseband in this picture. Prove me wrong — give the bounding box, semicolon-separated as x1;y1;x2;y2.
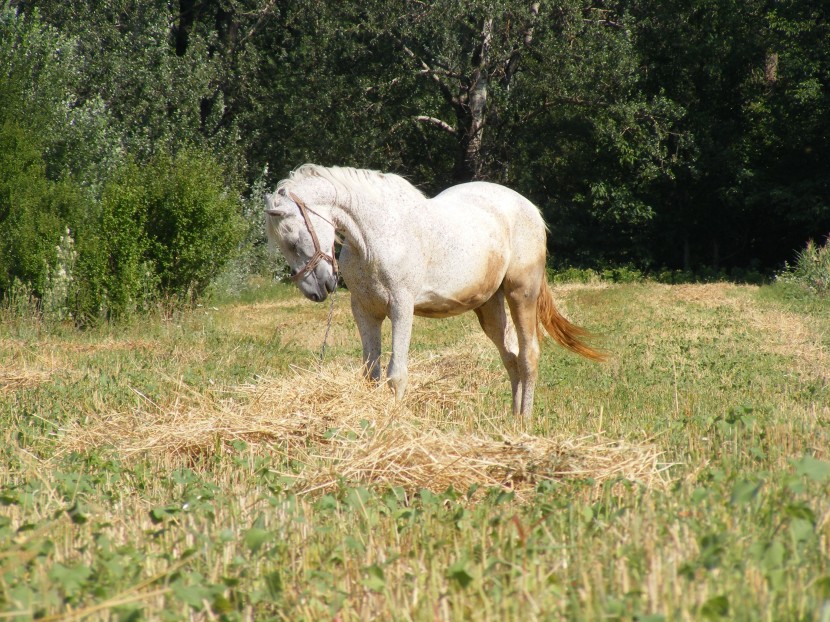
289;192;338;283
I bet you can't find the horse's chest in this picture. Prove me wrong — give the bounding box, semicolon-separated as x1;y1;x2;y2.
339;249;397;313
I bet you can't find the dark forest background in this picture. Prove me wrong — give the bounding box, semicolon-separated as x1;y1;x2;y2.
2;0;828;320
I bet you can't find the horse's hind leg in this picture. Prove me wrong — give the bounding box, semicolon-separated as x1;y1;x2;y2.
474;291;522;414
505;281;542;417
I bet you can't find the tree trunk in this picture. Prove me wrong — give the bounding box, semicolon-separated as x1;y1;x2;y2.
454;18;492;181
407;4;539;182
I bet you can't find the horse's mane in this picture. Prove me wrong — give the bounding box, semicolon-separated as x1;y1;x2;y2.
277;164;425;207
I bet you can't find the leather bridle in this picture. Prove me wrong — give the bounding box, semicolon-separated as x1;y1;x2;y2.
288;192;338;283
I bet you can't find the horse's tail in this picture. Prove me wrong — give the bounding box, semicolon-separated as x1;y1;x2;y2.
536;281;606;362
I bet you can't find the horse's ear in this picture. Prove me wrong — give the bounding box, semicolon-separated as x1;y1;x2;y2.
264;192;289;217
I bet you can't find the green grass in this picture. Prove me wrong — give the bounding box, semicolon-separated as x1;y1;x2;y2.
1;280;828;620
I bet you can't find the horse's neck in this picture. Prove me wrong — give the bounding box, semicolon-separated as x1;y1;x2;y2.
330;186;419;259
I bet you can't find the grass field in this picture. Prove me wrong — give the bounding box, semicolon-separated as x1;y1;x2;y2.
1;279;828;621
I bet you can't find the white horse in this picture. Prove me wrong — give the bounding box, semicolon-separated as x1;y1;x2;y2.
265;164;603;416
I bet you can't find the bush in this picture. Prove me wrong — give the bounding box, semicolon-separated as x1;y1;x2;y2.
71;150;244;320
549;267;602;284
777;236;830;295
208;166;288;301
70;159;155;321
0;146;244;323
143;149;244;304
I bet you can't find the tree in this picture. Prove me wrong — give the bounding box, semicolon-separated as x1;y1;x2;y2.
0;8;87;299
741;3;830;264
12;0;244;184
628;0;830;269
386;1;543;181
246;0;683;267
9;0;828;278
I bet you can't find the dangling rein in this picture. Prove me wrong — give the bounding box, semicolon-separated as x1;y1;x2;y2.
289;192;338;283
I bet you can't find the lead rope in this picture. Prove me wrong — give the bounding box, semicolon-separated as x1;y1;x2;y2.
319;282;337;362
286;192;339;362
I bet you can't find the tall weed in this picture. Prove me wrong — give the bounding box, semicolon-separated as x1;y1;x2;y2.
41;228;78;322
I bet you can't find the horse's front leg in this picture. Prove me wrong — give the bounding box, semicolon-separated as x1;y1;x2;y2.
351;298;382;383
387;299;415;401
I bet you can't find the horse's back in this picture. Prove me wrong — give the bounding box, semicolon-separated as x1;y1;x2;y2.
432;181;547;266
434;181;544;236
410;182;547;318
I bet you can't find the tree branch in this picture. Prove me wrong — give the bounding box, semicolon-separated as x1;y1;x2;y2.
503;2;540;88
235;0;279;49
414;115;457;135
518;94;609;124
401;43;461;109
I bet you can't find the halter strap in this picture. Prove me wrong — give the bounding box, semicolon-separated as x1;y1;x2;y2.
289;192;338;283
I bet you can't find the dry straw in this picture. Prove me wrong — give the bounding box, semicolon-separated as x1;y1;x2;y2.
0;366;53;393
61;351;669;499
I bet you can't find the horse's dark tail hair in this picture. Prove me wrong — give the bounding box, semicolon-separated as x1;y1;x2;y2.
536;282;606;362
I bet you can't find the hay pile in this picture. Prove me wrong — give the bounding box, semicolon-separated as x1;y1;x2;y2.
61;352;669;498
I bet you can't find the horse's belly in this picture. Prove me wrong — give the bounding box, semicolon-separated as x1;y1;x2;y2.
413;289;494;319
414;248;506;318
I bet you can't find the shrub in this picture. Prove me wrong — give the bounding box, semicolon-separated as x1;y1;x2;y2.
71;159;156;321
549;267;602;284
600;264;645;284
777;236;830;295
71;150;245;320
208;166;288;300
143;149;244;304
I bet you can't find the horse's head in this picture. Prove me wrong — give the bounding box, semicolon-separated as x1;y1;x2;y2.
264;190;338;302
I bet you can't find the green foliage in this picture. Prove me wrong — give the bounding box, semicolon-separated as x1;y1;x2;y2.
209;166;288;301
630;0;830;270
0;121;60;297
0;6;71;141
0;120;86;302
3;0;830;318
1;6;245;321
72;150;244;319
0;9;85;302
16;0;239;175
71;160;155;321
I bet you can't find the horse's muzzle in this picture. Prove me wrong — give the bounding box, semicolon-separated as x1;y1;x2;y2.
299;271;337;303
324;273;338;294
